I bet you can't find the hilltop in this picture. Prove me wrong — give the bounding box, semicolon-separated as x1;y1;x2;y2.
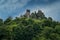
0;10;60;40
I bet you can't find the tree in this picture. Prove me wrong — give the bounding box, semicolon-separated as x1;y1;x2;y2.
55;25;60;34
41;27;53;39
4;16;12;25
0;18;3;26
31;12;37;19
48;17;53;21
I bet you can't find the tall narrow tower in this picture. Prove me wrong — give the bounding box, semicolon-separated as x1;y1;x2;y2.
25;9;30;18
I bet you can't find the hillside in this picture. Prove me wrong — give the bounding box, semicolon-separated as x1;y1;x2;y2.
0;10;60;40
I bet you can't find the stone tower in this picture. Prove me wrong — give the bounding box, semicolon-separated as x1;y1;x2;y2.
37;10;45;19
25;9;30;18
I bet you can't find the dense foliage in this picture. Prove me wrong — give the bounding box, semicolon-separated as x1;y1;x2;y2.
0;10;60;40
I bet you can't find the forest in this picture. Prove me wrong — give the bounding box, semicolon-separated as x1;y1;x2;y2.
0;10;60;40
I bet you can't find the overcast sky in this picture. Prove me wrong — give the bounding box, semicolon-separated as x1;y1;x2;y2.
0;0;60;21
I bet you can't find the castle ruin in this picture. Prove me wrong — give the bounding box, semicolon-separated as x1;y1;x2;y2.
25;9;30;18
